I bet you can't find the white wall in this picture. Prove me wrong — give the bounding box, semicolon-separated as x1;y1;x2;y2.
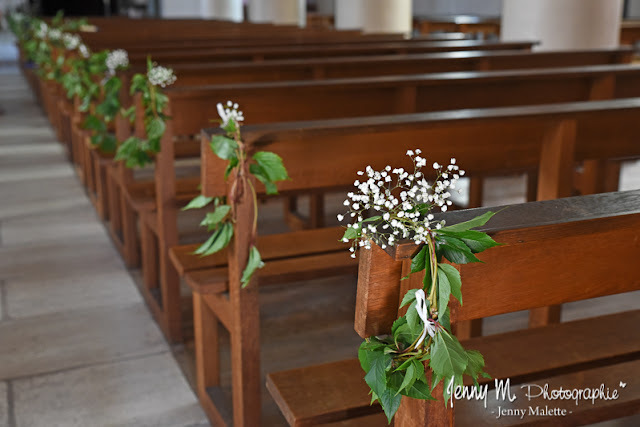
502;0;622;50
412;0;501;16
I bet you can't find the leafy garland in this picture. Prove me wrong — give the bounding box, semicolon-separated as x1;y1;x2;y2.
340;151;500;422
184;102;290;287
82;50;130;153
114;58;176;168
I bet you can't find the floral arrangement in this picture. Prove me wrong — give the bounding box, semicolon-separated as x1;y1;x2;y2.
82;49;130;152
115;58;177;168
340;151;499;422
184;102;289;287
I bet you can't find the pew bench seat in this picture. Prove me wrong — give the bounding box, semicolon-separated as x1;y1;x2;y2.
267;309;640;426
124;177;201;212
169;226;354;277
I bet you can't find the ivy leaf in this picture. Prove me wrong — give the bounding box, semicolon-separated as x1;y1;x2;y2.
252;151;290;182
410;245;428;275
439;305;451;332
182;195;214;211
364;354;391;403
405;300;420;337
241;245;265;287
210;135;238;160
437;268;451;319
399;288;418;308
396;359;423;396
200;205;231;230
439;229;500;254
83;114;106;132
403;379;436;401
440;211;496;233
379;388;402;424
464;350;490;387
195;222;233;256
438;264;462;305
358;340;387;373
430;331;468;403
146;117;166;141
130;73;147;94
438;235;481;265
224;156;239;179
249;163;278;195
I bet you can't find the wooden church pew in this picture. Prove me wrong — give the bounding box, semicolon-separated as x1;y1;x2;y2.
183;98;640;425
267;189;640;426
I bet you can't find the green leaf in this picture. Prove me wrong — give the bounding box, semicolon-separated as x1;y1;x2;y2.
464;349;489;386
342;226;358;241
437;267;451;319
399;288;418;308
440;211;497;233
182;195;214;211
146;117;166;140
195;222;233;256
438;264;462;306
439;229;500;254
224;156;239;179
200;205;231;229
358;339;387;373
430;331;468;403
379;388;402;424
364;354;391;402
83;115;106;132
249;163;279;195
241;245;265;287
396;359;423;396
410;245;428;275
403;379;436;401
405;300;420;337
130;73;147;94
438;235;481;265
252;151;290;182
210;135;238;160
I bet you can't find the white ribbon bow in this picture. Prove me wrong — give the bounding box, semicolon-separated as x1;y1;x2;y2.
414;289;436;347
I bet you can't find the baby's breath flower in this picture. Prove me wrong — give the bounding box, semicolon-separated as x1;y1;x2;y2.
106;49;129;75
148;65;177;88
78;44;90;58
36;22;48;39
48;28;62;41
216;100;244;128
340;150;461;254
62;33;80;50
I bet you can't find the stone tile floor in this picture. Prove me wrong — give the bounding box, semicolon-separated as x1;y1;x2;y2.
0;58;208;426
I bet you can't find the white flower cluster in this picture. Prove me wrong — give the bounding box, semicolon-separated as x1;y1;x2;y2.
62;33;80;50
105;49;129;75
47;28;62;41
147;65;177;88
78;44;90;58
217;100;244;128
35;22;48;39
338;150;465;257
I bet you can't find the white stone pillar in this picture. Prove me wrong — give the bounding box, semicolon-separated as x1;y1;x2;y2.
248;0;268;22
363;0;412;35
501;0;623;51
270;0;306;27
200;0;215;18
335;0;363;30
214;0;244;22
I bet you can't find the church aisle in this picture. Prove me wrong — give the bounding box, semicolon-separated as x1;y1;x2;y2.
0;66;209;427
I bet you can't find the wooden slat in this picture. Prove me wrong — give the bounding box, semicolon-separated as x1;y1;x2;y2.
169;226;346;275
